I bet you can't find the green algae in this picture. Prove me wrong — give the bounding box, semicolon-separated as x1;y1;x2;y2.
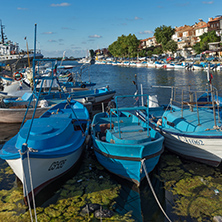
158;152;222;221
0;148;134;221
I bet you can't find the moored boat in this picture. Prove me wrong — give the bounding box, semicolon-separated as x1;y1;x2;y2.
137;83;222;167
0;99;90;202
91;95;164;186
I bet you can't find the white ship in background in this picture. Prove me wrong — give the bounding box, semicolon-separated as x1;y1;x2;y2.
0;20;43;72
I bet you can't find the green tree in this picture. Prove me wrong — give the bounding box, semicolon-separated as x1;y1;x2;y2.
164;40;178;53
153;46;163;55
193;31;220;53
89;49;95;58
192;42;202;54
108;34;140;58
154;25;175;52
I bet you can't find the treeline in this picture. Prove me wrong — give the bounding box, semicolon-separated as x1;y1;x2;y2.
105;25;220;58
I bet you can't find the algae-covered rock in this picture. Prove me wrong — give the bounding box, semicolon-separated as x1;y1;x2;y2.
33;212;51;222
172;176;207;196
94;208;114;218
183;162;216;176
44;205;62;218
161;154;182;166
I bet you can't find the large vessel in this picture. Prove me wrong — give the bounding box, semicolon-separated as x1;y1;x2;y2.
0;20;43;71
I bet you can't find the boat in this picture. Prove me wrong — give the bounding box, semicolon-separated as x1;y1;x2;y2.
192;63;204;70
163;63;174;69
0;20;43;70
155;61;164;68
0;58;115;123
0;98;90;202
91;94;164;186
147;60;156;68
0;38;91;203
173;62;186;69
137;82;222;167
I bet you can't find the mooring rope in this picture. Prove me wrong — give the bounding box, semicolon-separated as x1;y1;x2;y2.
27;150;38;222
141;159;172;222
19;149;34;222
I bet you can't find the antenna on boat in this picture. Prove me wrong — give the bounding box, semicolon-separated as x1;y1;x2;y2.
60;51;66;66
24;37;31;68
33;24;37;79
133;74;139;106
0;20;6;44
207;63;217;127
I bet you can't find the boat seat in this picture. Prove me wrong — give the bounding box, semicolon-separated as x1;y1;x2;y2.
114;124;145;133
50;113;72;119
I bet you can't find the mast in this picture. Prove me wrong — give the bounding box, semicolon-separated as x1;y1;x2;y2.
0;20;5;44
33;24;37;79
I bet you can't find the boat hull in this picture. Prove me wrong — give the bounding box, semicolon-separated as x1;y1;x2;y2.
0;107;49;123
91;111;164;186
145;105;222;167
93;141;163;185
7;143;84;200
160;129;222;167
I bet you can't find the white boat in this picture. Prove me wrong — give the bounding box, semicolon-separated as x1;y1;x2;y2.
155;61;164;68
163;63;174;69
147;60;156;68
0;21;43;69
173;62;186;69
0;99;90;203
136;61;147;68
0;79;32;97
192;64;204;70
137;82;222;167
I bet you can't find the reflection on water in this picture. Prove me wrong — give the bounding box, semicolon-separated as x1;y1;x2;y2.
1;62;222;221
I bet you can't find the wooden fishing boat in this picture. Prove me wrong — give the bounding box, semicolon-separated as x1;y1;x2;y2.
91;95;164;186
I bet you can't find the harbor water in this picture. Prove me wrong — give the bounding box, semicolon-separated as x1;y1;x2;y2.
0;61;222;221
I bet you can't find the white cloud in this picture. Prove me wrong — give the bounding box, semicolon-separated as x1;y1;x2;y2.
88;35;102;38
50;3;71;7
135;16;142;20
202;1;214;4
202;1;214;5
17;7;28;10
139;30;153;35
42;32;55;35
48;40;57;42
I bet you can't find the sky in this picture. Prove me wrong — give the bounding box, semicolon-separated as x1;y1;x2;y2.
0;0;222;58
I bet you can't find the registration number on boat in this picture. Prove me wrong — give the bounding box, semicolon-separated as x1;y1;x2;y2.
48;159;67;171
178;136;204;145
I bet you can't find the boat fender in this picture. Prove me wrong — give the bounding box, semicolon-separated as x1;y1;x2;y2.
13;72;23;81
81;83;86;88
157;119;162;126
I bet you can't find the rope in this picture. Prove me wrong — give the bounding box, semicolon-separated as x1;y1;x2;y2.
141;159;172;222
19;150;34;222
27;151;38;222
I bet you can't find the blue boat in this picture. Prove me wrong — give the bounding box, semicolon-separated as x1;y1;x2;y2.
0;58;115;123
137;84;222;167
0;99;90;203
91;95;164;186
0;37;91;204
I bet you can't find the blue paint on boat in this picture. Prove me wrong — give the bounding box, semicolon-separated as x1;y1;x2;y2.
91;95;164;186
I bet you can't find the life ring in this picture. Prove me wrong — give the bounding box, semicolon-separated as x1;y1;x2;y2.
13;72;23;81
